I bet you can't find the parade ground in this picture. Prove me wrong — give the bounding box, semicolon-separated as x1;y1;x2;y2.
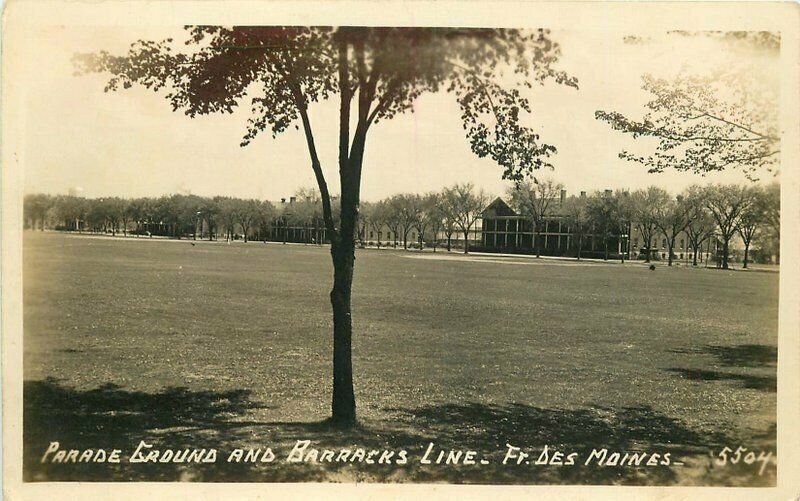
22;232;778;484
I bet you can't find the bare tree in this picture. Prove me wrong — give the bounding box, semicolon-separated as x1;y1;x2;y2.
736;185;767;269
563;195;590;260
421;193;445;252
631;187;670;262
438;191;458;252
508;178;564;257
442;183;489;254
389;194;417;250
24;194;53;231
683;185;717;266
611;190;634;263
704;184;754;269
384;202;402;249
362;200;388;248
655;194;692;266
587;191;616;261
754;182;780;264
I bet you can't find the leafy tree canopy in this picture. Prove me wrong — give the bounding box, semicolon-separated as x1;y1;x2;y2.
75;26;577;192
596;31;779;181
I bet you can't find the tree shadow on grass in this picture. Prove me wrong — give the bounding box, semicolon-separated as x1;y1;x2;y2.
24;377;272;481
666;343;777;393
670;344;777;368
704;344;777;367
24;378;775;485
665;368;776;392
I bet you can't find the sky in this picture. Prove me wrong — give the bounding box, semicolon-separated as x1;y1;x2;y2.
16;25;779;202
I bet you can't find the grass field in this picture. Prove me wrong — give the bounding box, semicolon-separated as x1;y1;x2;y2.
22;231;778;485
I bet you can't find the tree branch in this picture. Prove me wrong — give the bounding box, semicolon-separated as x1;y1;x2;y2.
684;111;778;140
366;77;400;126
288;81;337;240
338;38;352;175
718;149;780;169
446;59;503;120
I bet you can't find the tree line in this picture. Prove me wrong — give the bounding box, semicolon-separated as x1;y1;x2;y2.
22;182;489;251
24;193;279;242
25;180;779;268
508;179;779;269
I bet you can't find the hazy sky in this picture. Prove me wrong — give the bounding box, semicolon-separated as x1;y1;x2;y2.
18;25;778;202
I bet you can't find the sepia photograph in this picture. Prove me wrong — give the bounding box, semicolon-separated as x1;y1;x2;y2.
2;1;799;499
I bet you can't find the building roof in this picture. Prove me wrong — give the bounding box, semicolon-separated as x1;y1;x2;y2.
483;197;518;217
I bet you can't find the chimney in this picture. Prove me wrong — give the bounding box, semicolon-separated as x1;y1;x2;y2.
290;196;296;204
580;191;586;198
560;189;566;204
604;189;612;196
281;198;286;204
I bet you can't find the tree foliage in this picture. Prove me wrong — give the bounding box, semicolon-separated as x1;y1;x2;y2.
596;32;779;181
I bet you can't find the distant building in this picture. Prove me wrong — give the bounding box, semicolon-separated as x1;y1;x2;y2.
478;192;629;259
478;191;718;263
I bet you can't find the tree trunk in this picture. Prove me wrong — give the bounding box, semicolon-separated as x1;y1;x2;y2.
577;234;583;261
446;234;452;251
743;242;750;269
722;239;730;269
329;238;356;427
692;246;698;266
667;243;674;266
463;230;470;254
535;228;542;258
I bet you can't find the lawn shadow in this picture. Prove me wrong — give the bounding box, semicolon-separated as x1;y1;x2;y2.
666;343;777;393
704;344;777;367
24;378;775;485
24;377;274;481
665;368;776;392
381;402;772;485
670;344;777;368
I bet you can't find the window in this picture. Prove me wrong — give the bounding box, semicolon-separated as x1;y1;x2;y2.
369;231;374;239
679;238;684;249
662;239;667;248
